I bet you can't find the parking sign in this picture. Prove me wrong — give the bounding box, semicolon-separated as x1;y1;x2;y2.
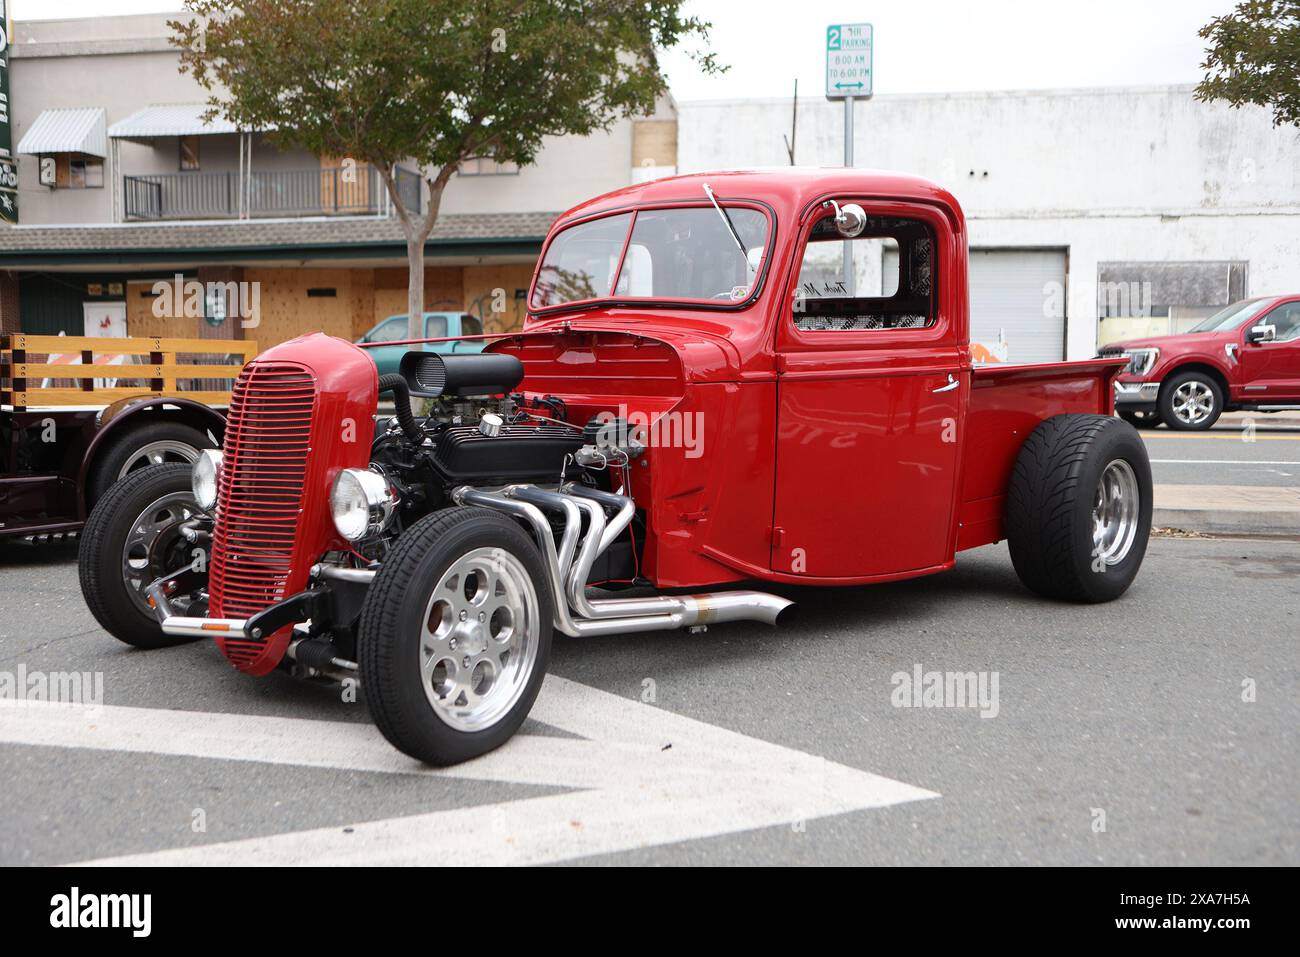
826;22;873;100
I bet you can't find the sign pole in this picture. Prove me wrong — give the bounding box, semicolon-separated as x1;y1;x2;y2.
0;0;18;225
826;22;872;299
843;95;854;294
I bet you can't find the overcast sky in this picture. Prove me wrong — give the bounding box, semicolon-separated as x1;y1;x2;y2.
14;0;1235;100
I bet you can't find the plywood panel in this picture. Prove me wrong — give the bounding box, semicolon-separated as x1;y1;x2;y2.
463;263;536;334
128;280;203;340
369;266;464;330
241;267;362;350
633;120;678;168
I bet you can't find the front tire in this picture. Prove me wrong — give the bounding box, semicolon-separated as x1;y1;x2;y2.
359;507;553;765
1118;409;1159;429
1158;370;1224;431
1005;415;1152;603
79;463;207;648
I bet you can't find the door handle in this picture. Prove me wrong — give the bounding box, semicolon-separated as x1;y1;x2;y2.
933;374;959;393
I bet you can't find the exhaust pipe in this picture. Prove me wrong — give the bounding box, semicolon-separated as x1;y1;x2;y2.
454;485;792;637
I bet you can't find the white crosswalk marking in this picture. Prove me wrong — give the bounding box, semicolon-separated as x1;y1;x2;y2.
0;674;938;865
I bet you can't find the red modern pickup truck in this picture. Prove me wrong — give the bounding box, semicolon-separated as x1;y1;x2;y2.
79;169;1151;765
1104;296;1300;430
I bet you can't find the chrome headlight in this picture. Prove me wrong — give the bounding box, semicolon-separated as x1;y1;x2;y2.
191;449;223;510
1126;348;1159;376
330;468;397;542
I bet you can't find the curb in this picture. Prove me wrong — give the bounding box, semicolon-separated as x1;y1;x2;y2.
1152;508;1300;537
1153;484;1300;537
1216;412;1300;430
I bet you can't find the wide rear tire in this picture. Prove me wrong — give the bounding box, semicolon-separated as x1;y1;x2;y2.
1005;414;1152;603
358;507;553;766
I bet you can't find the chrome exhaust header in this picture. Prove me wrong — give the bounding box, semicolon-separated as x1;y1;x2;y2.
454;484;792;637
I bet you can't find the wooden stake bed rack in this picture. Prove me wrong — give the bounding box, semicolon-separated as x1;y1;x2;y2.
0;335;258;410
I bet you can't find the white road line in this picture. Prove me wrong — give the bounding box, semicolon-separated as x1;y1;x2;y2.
1149;459;1299;465
0;674;937;865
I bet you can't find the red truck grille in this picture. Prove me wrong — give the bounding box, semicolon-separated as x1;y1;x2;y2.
209;360;317;669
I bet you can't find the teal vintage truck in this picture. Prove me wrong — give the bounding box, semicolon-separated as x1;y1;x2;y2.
355;312;485;377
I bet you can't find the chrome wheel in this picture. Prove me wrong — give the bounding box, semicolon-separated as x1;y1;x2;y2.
1170;380;1216;426
119;440;199;479
418;546;541;733
120;491;199;616
1092;459;1140;566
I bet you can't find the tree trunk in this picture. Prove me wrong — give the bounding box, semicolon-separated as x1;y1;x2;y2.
406;236;425;341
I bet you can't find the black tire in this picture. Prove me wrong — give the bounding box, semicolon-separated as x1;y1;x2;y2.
88;421;214;505
359;506;554;766
78;463;206;649
1118;409;1159;429
1157;370;1224;431
1005;414;1152;603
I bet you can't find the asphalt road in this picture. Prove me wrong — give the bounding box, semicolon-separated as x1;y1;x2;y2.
1142;424;1300;487
1;533;1295;865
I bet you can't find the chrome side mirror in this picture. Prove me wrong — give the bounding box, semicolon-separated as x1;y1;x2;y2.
1247;323;1276;344
823;200;867;238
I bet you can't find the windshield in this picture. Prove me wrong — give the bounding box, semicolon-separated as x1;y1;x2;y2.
1187;299;1270;333
531;205;770;309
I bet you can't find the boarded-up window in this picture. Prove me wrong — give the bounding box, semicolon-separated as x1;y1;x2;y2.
1097;261;1248;321
632;120;677;169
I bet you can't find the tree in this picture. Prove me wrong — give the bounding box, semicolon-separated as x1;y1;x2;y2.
172;0;720;341
1195;0;1300;127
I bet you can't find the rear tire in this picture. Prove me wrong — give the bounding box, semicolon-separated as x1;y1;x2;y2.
79;463;206;648
359;507;553;765
1005;414;1152;603
88;421;213;505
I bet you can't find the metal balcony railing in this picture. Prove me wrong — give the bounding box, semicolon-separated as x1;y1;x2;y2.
122;164;422;220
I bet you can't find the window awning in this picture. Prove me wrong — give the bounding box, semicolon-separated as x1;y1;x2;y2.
16;108;108;158
107;104;253;141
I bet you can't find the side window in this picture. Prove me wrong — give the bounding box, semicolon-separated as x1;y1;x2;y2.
460;315;484;335
1267;303;1300;342
368;318;408;342
424;315;448;338
793;213;935;331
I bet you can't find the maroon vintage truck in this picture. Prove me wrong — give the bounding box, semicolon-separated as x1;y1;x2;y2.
77;169;1150;766
1;335;255;541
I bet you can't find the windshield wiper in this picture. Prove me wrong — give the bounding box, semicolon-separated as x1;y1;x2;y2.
702;183;753;272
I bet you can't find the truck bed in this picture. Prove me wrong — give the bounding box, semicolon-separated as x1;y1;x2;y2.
956;358;1126;551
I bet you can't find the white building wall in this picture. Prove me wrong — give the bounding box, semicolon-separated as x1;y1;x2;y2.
678;86;1300;360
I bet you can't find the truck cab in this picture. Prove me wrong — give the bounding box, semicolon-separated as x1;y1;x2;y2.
1105;295;1300;430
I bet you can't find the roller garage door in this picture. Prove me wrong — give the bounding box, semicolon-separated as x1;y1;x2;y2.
967;249;1067;364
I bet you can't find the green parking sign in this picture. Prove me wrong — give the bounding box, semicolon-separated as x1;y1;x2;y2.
826;22;873;100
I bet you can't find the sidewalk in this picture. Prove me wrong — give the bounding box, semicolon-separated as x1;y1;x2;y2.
1153;484;1300;537
1216;411;1300;430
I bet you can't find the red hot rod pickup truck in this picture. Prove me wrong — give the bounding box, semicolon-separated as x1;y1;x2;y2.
79;169;1151;765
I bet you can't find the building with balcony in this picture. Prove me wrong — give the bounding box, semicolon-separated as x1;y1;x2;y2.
0;13;677;350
